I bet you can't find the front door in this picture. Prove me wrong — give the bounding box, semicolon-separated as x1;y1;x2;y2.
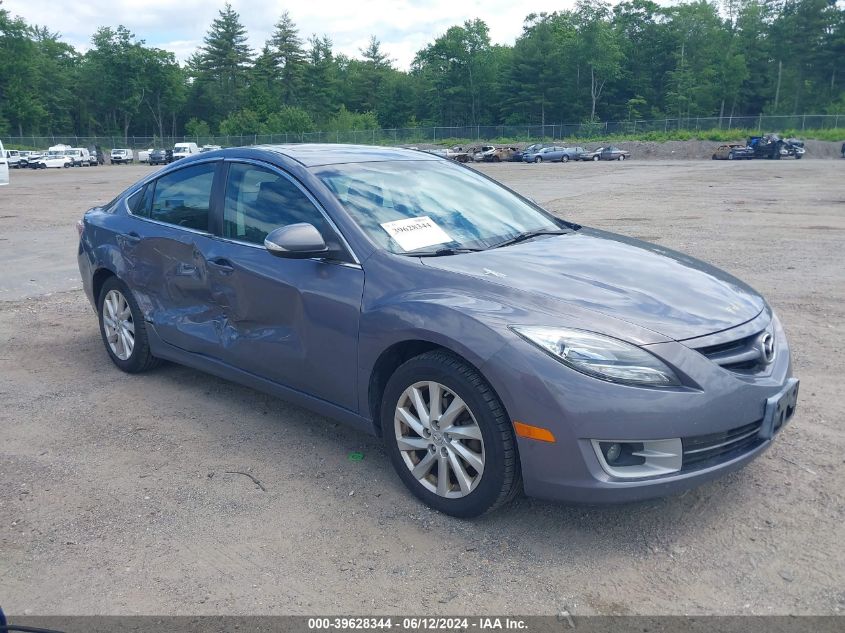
202;161;365;412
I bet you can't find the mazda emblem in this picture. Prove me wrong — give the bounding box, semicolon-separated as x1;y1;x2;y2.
760;332;776;364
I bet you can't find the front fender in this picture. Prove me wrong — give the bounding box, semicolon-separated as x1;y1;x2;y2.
356;289;517;419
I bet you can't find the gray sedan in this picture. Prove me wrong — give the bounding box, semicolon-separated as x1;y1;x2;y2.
77;144;798;517
522;145;584;163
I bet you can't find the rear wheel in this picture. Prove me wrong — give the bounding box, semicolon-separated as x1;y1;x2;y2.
728;152;735;160
382;351;520;517
592;155;600;162
561;155;569;163
97;277;161;373
618;154;626;161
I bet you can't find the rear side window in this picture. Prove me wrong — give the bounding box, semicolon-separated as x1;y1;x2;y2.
127;184;154;218
222;163;327;245
150;163;215;231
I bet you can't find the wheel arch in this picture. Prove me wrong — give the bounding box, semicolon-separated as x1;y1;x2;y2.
92;267;117;304
367;339;502;436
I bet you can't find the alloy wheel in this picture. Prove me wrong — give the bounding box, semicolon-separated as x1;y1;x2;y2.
394;381;485;499
102;289;135;360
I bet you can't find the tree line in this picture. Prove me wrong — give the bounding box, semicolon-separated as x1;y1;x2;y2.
0;0;842;139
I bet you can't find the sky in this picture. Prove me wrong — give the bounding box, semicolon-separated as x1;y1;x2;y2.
4;0;587;69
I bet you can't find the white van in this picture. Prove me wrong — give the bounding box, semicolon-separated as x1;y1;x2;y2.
0;140;9;186
66;148;92;167
173;142;199;160
111;148;134;165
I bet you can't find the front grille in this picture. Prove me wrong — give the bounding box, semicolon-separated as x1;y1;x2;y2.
681;420;764;472
693;331;767;374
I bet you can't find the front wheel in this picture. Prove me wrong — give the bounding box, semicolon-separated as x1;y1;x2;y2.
534;156;542;163
98;277;161;373
592;155;600;161
382;351;521;517
728;153;735;160
561;155;569;163
618;154;626;161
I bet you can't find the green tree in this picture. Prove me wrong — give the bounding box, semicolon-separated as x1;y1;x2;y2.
188;3;252;123
270;11;306;106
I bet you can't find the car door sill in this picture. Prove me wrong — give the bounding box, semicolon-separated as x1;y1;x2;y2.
145;323;377;436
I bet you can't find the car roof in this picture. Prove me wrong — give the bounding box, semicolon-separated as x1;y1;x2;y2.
254;143;439;167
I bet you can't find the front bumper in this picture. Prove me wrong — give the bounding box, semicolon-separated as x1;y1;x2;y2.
481;317;795;503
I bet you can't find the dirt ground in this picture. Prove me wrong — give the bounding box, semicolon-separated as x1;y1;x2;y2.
1;158;844;616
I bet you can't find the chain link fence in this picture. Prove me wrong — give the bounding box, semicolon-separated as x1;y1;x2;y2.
3;114;842;151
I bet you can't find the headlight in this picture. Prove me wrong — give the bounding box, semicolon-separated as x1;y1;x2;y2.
510;326;680;387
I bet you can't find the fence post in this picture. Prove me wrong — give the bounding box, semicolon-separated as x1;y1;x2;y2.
802;114;806;131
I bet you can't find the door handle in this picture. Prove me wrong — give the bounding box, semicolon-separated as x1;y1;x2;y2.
120;232;141;245
207;257;235;274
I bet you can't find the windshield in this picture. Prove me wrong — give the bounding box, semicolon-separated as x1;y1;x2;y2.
315;160;562;254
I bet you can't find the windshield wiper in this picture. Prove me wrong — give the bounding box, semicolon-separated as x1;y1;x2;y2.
409;247;483;257
491;229;570;249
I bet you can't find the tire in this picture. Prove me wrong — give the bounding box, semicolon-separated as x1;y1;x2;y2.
795;154;802;160
728;152;735;160
561;155;569;163
382;350;521;518
592;155;599;161
97;276;161;374
712;154;718;160
534;157;542;163
618;154;626;161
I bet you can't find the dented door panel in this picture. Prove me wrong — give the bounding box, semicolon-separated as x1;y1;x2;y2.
122;217;223;355
200;238;364;411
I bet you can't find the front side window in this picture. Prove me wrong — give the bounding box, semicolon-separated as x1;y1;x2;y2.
315;160;561;254
222;163;327;245
150;163;215;231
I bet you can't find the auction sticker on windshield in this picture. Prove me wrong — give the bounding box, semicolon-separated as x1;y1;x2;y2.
380;216;452;252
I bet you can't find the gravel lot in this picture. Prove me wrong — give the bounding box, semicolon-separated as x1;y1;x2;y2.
1;159;843;616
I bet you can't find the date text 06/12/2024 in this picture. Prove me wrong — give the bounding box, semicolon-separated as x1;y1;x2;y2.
307;617;529;630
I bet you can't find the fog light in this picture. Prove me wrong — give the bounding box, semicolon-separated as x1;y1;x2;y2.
592;438;682;479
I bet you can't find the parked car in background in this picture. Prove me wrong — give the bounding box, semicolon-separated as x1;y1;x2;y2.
469;145;494;161
712;144;754;160
76;144;798;517
66;148;92;167
24;150;45;168
443;147;470;163
0;140;9;186
173;142;200;160
35;149;73;169
523;146;583;163
579;146;631;161
137;149;154;163
15;150;35;168
511;143;549;162
200;144;223;153
111;149;134;165
783;138;805;159
3;149;23;168
479;147;518;162
148;149;171;166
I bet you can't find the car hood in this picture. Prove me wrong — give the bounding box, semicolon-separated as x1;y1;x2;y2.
420;228;765;341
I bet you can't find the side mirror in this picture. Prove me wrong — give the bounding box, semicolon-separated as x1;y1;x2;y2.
264;223;329;259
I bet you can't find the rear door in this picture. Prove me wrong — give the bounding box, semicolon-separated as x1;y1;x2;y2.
201;160;365;411
122;160;224;355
